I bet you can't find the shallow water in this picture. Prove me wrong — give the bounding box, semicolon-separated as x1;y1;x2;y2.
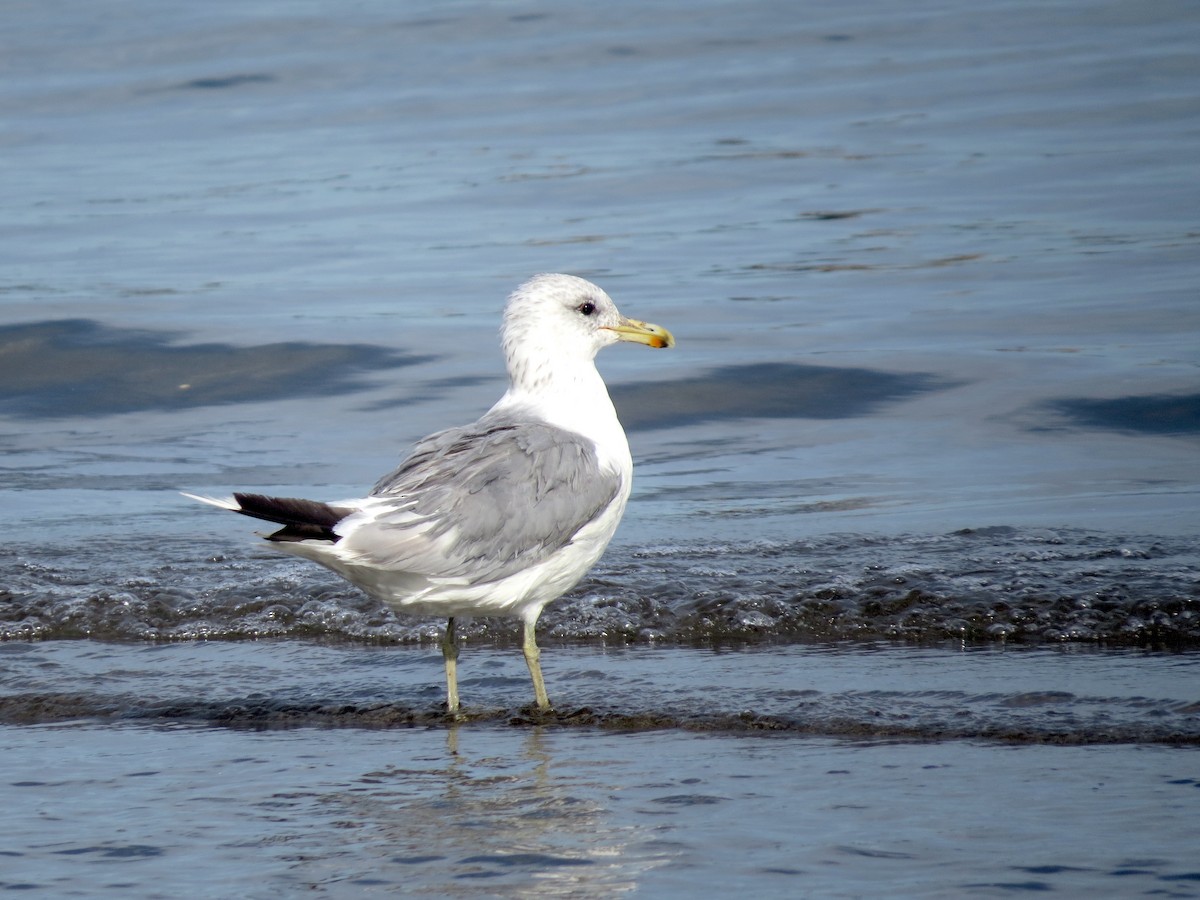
2;640;1198;745
3;723;1198;897
3;0;1200;895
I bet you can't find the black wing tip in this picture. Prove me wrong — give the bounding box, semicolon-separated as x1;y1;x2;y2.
263;524;340;543
229;492;353;543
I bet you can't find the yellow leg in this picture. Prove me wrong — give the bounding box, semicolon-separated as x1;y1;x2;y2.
441;616;460;712
522;618;551;710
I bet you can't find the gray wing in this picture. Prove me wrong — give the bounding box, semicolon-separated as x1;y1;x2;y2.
340;415;622;582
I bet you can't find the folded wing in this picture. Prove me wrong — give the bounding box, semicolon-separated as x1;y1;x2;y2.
338;414;623;583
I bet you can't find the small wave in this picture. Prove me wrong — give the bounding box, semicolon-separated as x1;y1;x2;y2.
0;691;1195;746
2;526;1198;647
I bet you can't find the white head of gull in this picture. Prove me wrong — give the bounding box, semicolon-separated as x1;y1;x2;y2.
185;274;674;713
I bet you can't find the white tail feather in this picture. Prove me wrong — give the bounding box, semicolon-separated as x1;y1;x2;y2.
180;492;241;511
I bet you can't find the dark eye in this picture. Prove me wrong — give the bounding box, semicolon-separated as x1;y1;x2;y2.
577;301;597;317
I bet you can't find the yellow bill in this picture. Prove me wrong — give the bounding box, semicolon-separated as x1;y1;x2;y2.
605;316;675;349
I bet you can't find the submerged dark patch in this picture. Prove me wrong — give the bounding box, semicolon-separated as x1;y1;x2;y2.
1044;394;1200;436
173;73;275;90
611;362;955;430
0;319;432;418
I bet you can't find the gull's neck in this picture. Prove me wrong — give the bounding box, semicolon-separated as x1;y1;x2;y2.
491;350;632;473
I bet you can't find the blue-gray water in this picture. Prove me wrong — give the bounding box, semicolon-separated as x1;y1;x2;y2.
2;0;1199;895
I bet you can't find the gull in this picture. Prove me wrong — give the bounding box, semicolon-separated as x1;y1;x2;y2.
185;274;674;712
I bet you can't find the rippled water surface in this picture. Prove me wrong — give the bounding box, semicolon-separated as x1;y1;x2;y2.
4;722;1198;897
3;0;1199;895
